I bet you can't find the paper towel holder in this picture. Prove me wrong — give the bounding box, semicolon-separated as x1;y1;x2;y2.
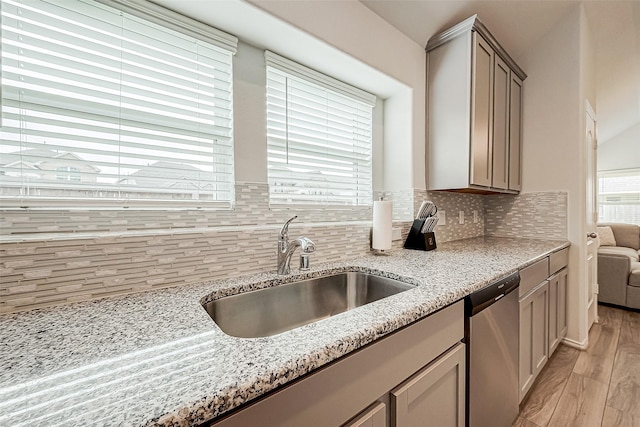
371;197;392;255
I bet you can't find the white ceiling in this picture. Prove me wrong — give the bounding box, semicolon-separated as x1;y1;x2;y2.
360;0;640;144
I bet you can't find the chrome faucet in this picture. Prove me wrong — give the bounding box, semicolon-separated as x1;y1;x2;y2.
277;215;315;275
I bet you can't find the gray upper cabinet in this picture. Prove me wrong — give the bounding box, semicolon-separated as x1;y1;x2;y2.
509;74;524;191
471;33;494;188
426;15;526;194
493;55;510;190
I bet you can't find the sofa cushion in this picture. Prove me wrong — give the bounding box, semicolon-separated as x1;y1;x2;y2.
598;246;640;263
598;226;617;246
629;262;640;287
606;223;640;250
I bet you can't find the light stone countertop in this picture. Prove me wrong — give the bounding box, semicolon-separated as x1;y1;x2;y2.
0;236;569;427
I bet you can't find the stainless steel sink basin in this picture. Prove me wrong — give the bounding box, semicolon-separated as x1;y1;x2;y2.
203;272;415;338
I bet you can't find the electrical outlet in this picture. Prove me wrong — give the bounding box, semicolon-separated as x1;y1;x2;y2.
458;210;464;224
392;227;402;241
438;210;446;225
473;210;479;223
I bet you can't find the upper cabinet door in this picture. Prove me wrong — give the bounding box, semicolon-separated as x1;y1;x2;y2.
426;15;526;194
509;74;523;191
492;56;510;190
470;33;494;188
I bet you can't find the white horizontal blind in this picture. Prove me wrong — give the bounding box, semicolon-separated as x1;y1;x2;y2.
0;0;236;207
598;169;640;225
265;52;375;206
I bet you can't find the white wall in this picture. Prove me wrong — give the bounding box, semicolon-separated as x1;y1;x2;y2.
518;4;595;348
598;123;640;172
233;41;268;183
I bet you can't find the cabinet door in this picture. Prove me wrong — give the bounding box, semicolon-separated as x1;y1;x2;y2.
508;74;523;191
548;273;560;355
519;281;549;402
391;342;465;427
548;268;569;355
558;268;568;342
470;33;494;188
343;402;386;427
492;56;510;190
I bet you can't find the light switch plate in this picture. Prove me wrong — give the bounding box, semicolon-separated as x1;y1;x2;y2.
458;211;464;224
473;210;479;223
438;210;446;225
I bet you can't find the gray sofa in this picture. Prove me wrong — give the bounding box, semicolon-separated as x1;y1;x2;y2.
597;223;640;309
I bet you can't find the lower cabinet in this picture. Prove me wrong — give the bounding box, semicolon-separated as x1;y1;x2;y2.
519;280;549;400
518;248;569;403
210;301;465;427
548;268;568;355
390;342;465;427
344;402;386;427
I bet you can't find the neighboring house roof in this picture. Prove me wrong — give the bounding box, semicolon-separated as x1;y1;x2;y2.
1;148;59;164
0;148;100;172
0;150;211;190
119;161;212;190
2;160;40;170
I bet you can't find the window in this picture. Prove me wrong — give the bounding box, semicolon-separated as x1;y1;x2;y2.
56;167;81;182
265;51;375;206
598;169;640;225
0;0;237;207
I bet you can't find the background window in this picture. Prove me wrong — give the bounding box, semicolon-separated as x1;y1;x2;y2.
56;167;81;182
265;51;375;206
598;169;640;225
0;0;237;206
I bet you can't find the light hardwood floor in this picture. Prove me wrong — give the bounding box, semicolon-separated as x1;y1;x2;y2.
514;304;640;427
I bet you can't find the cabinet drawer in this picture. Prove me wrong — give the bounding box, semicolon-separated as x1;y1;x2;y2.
550;248;568;275
519;258;549;297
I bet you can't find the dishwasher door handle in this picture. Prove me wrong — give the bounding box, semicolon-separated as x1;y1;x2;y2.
494;294;505;302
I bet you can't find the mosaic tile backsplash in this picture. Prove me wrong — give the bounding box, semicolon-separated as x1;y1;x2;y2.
416;190;485;242
484;192;568;240
0;184;567;313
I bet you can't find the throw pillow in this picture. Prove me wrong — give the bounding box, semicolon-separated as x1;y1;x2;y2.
598;226;617;246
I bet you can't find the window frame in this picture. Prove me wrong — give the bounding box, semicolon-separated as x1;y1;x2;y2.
0;0;238;210
598;168;640;225
265;51;376;209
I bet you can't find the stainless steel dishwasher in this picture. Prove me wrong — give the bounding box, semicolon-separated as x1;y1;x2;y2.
465;272;520;427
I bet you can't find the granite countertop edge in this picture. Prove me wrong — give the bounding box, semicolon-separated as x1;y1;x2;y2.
0;237;570;427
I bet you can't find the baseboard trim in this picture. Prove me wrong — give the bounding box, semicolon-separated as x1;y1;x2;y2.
561;335;589;350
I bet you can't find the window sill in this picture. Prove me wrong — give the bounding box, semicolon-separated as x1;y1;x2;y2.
0;198;235;211
268;203;372;212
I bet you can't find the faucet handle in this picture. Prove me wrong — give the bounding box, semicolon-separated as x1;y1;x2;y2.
300;237;315;253
279;215;298;240
300;253;311;271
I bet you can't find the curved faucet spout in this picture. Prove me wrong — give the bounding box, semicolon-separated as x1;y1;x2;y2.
279;215;298;241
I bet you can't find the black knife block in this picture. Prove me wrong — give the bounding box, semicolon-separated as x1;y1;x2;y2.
404;219;437;251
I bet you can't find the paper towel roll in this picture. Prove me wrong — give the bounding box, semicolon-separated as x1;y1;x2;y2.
372;200;392;250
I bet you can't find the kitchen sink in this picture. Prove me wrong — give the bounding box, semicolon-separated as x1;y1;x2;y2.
202;272;415;338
